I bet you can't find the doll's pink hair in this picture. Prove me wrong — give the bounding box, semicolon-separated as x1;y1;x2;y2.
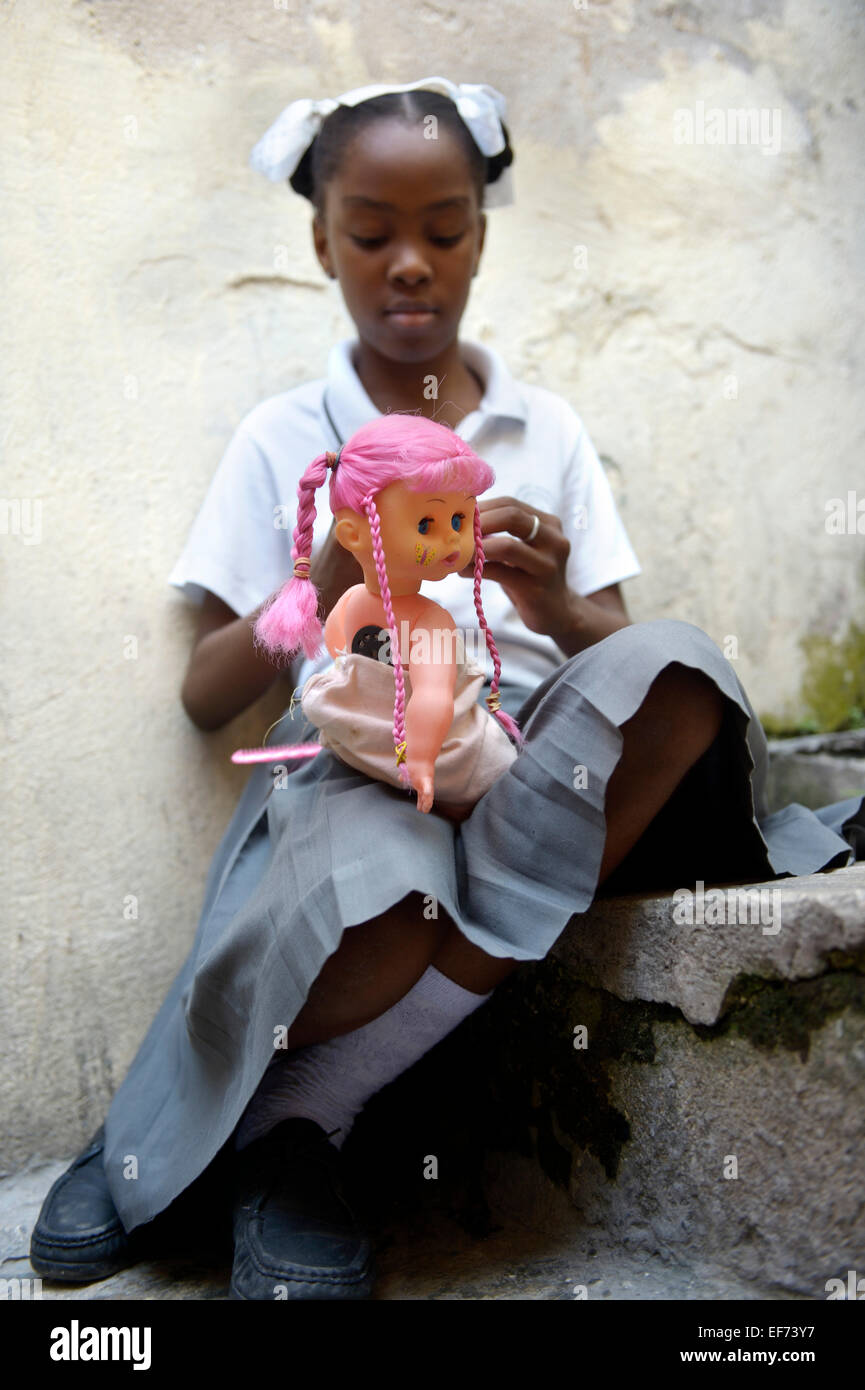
255;412;524;783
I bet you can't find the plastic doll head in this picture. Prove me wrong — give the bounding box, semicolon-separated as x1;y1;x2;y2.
255;413;523;779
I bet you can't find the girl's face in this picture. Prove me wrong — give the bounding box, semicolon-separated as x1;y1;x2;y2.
312;118;486;363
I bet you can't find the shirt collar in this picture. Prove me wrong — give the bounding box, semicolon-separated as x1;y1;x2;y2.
322;337;529;446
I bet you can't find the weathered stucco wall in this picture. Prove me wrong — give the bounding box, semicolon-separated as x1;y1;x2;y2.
2;0;863;1166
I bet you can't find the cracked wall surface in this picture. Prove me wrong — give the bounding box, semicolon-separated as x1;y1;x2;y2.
2;0;864;1164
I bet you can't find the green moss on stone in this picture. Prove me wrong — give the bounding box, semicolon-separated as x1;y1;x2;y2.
470;959;865;1193
697;969;865;1062
469;958;681;1188
800;621;865;732
762;619;865;735
349;954;865;1221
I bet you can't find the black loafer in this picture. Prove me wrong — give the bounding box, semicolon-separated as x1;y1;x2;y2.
29;1125;138;1282
230;1118;375;1300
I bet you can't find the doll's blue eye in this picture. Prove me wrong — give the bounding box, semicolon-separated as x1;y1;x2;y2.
451;513;464;531
417;517;431;534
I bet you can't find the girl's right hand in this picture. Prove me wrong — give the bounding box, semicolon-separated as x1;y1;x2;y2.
181;525;362;732
181;591;283;732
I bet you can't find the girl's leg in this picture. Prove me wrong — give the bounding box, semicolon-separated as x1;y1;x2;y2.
229;657;727;1300
277;895;448;1048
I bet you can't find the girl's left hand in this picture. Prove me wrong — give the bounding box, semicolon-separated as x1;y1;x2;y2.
459;496;577;639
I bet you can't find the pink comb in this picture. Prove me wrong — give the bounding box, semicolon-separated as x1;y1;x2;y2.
231;743;322;765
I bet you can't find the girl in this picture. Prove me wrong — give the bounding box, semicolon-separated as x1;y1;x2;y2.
31;77;864;1301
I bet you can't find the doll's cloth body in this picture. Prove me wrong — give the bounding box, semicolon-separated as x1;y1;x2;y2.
300;635;518;804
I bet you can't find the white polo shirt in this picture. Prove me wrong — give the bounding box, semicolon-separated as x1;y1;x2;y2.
169;337;641;692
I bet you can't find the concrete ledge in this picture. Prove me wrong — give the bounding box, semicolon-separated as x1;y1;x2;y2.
766;731;865;813
462;863;865;1296
550;864;865;1026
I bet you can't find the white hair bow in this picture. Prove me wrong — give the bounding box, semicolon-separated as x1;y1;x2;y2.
249;76;514;206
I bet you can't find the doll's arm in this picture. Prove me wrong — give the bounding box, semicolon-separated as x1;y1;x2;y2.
323;586;360;659
404;603;458;813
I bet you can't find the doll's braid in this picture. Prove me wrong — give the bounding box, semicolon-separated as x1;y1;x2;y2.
472;505;524;747
365;493;411;787
255;453;330;660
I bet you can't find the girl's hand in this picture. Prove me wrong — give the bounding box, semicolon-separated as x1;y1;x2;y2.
458;496;578;640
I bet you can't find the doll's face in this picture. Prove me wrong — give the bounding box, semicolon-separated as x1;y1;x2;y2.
334;479;477;591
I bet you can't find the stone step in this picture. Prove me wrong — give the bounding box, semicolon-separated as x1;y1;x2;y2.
766;730;865;813
455;862;865;1299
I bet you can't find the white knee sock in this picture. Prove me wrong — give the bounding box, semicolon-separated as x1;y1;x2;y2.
234;964;493;1152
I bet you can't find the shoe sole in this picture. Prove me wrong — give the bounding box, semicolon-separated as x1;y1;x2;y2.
30;1226;138;1284
228;1268;375;1300
29;1248;135;1284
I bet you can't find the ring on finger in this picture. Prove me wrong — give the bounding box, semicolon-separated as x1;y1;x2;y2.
525;513;540;544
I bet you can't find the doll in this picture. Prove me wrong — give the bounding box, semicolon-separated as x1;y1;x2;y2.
237;413;523;813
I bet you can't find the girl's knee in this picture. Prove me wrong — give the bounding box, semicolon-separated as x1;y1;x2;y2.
645;662;726;748
566;618;727;681
621;620;731;708
631;617;726;662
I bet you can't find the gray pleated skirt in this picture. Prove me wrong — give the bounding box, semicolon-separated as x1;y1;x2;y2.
103;619;864;1231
